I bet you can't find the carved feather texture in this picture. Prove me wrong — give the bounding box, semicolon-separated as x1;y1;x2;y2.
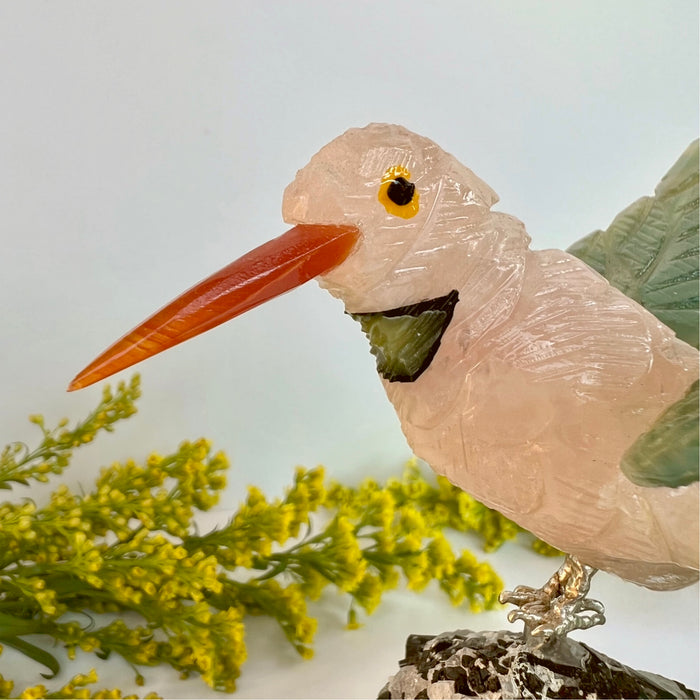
283;125;699;589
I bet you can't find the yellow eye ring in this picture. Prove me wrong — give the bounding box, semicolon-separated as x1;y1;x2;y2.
378;166;420;219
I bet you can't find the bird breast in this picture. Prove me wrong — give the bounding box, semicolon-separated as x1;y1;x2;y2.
383;246;699;590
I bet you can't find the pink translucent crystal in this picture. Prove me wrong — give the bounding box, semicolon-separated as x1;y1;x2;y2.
284;124;699;590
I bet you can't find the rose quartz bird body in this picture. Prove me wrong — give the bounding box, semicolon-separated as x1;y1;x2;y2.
283;124;699;590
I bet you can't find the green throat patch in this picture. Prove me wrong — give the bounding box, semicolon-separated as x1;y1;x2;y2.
349;290;459;383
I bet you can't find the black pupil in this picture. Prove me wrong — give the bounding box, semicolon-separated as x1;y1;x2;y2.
387;177;415;206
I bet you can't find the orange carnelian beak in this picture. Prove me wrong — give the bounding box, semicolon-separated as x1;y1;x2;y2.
68;224;360;391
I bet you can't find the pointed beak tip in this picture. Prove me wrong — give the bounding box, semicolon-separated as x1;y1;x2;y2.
67;372;92;392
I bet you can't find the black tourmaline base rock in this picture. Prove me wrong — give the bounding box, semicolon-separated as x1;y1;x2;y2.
378;629;698;699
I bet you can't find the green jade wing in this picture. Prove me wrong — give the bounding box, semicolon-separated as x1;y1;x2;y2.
568;139;699;489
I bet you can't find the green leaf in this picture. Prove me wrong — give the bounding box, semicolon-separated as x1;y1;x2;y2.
568;139;699;348
0;611;42;637
621;380;699;488
0;636;61;679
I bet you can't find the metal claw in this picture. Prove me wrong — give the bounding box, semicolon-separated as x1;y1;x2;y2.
500;554;606;638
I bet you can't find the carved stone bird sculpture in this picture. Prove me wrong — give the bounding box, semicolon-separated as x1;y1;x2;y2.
70;125;699;637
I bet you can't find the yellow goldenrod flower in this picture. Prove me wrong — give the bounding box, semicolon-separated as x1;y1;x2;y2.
0;674;14;697
0;374;553;696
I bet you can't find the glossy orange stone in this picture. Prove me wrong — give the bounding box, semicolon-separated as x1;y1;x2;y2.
69;224;359;390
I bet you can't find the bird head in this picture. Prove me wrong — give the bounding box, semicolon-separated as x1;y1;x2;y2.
283;123;499;313
69;123;525;391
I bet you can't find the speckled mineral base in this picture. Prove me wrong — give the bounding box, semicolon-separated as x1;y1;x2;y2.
378;629;699;699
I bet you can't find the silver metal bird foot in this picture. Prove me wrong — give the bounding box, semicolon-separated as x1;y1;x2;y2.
499;554;606;638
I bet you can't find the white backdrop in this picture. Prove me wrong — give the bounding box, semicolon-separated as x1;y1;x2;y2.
0;1;698;697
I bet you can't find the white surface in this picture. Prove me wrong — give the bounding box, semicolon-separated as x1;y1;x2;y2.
0;1;698;696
